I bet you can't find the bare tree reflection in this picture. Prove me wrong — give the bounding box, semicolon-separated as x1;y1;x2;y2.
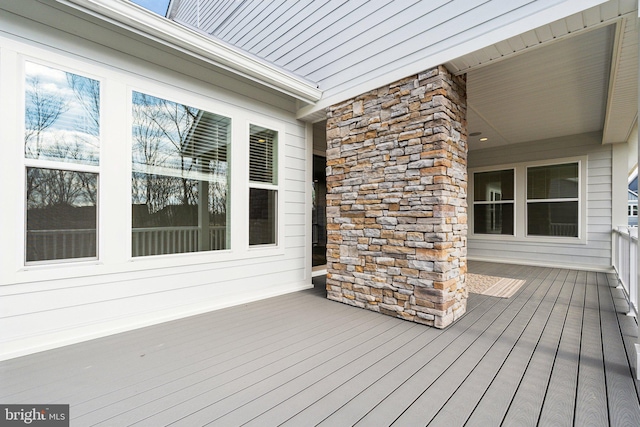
24;63;100;261
131;92;230;254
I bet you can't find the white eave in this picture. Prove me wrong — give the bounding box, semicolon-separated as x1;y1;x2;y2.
53;0;322;104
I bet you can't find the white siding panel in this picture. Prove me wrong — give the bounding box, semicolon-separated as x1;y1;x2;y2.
469;132;613;270
286;168;306;182
0;5;312;361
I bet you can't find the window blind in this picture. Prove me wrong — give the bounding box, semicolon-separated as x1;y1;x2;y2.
249;125;277;184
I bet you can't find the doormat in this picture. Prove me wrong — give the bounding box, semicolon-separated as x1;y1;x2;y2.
466;273;526;298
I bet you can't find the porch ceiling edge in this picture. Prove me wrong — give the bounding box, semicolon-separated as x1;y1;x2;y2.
325;65;468;328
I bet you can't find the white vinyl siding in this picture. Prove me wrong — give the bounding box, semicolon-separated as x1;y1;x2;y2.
0;4;310;361
469;132;611;270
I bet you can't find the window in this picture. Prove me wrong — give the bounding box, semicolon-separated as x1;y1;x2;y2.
249;124;278;245
473;169;514;235
527;162;579;237
629;204;638;217
24;62;100;263
131;92;231;256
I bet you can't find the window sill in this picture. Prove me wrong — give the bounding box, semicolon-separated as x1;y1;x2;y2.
470;233;587;245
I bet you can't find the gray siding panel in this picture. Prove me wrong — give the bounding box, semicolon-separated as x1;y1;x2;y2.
171;0;599;104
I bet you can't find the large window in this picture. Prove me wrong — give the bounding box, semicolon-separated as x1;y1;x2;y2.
131;92;231;256
527;162;579;237
249;124;278;246
473;169;514;235
24;62;100;263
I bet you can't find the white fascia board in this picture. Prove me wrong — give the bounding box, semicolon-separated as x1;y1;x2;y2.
53;0;322;104
297;0;608;120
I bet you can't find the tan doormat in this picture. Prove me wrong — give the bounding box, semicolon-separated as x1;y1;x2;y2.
467;273;526;298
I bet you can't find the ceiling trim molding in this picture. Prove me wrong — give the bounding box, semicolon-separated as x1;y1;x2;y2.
53;0;322;104
602;15;638;144
450;11;637;76
603;18;627;144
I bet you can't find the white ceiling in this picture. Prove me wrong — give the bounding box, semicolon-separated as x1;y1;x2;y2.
463;24;615;150
450;1;638;150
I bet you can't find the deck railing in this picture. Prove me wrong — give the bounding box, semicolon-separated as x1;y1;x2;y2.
132;226;227;256
613;226;638;316
27;226;227;260
26;229;96;261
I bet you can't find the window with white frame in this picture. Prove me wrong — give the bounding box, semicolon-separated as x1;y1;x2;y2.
628;204;637;217
527;162;579;237
131;91;231;256
249;124;278;246
473;169;515;235
24;61;100;263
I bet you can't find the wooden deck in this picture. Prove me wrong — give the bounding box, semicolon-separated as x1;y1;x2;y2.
1;262;639;426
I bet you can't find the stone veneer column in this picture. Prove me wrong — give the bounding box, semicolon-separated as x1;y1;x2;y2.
325;66;467;328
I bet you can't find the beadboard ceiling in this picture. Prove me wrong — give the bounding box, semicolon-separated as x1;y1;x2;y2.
462;24;616;150
450;1;638;150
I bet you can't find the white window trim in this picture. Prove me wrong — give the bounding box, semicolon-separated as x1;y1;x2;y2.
247;120;285;253
469;156;587;245
4;37;291;285
21;57;105;266
127;86;235;260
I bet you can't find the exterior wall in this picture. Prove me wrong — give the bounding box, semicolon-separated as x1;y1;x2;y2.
0;3;311;360
326;66;467;328
468;132;613;270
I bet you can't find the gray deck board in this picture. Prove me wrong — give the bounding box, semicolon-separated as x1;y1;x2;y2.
500;269;575;427
352;267;554;426
0;262;638;427
574;272;609;426
538;268;586;427
429;269;570;427
426;269;563;426
82;305;390;424
278;295;496;427
598;272;640;426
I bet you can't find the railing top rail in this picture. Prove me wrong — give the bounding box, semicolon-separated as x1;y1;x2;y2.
27;229;96;234
132;225;226;232
613;226;638;241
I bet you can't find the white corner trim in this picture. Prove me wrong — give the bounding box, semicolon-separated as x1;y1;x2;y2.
53;0;322;104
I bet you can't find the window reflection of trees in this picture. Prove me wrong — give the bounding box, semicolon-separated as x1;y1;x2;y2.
131;92;230;255
24;62;100;262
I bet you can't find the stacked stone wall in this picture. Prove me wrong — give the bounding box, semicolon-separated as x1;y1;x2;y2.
325;65;467;328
